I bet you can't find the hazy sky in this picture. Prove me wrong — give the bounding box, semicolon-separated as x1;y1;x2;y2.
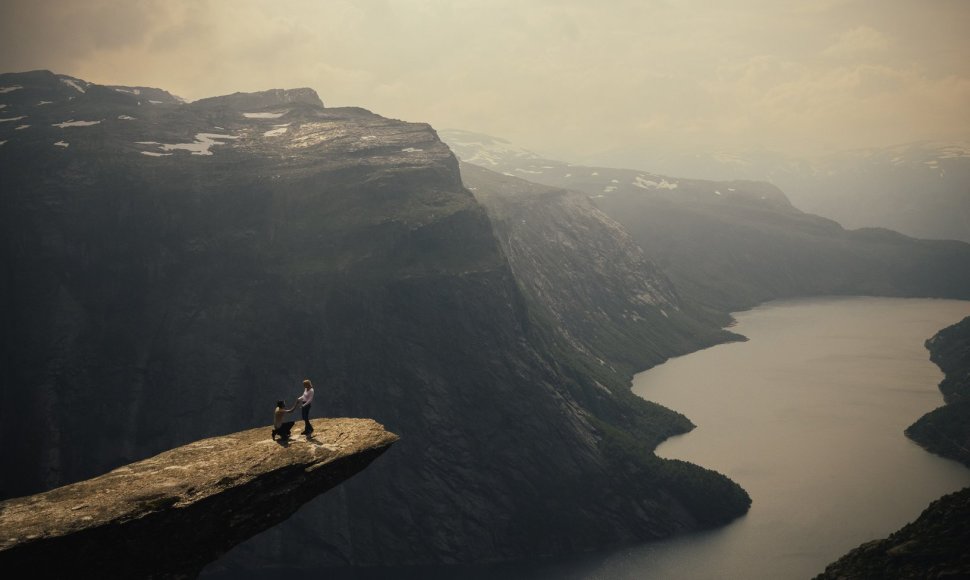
2;0;969;159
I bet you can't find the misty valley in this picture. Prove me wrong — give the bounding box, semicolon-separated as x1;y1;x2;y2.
2;69;970;580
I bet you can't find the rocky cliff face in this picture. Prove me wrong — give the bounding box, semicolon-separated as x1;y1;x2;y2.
0;418;397;579
459;162;747;458
0;71;748;573
0;69;468;498
461;163;739;378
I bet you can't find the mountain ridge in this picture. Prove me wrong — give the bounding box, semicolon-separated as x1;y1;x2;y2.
459;129;970;243
441;129;970;313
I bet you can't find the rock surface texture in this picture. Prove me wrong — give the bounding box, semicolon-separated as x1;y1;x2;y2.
0;418;397;579
0;70;748;573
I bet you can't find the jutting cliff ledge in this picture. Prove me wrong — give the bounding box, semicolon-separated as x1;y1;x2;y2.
0;418;398;579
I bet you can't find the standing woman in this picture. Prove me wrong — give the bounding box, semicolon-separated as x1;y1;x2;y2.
297;379;315;435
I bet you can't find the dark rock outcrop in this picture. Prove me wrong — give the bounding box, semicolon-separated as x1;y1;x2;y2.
0;418;397;579
906;316;970;467
814;486;970;580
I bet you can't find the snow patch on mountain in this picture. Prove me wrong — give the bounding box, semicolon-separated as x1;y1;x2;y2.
0;85;23;94
937;145;970;159
243;111;287;119
439;129;541;168
53;120;101;128
0;116;26;123
157;133;239;156
633;175;678;190
263;124;289;137
60;78;86;93
54;141;68;147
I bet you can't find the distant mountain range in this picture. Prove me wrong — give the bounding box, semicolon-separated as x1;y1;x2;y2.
444;130;970;243
442;129;970;312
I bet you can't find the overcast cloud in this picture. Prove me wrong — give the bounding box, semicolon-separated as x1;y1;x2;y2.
2;0;968;159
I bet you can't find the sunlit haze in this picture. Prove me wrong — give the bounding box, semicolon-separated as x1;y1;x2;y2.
2;0;969;161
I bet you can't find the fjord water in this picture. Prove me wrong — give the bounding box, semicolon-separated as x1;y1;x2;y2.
600;296;970;579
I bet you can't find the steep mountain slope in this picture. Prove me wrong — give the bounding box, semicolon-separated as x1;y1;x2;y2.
442;130;970;312
0;71;748;573
459;162;739;376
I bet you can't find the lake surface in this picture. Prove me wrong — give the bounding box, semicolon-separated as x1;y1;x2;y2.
581;296;970;579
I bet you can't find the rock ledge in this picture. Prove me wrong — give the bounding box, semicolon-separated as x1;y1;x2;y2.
0;418;397;578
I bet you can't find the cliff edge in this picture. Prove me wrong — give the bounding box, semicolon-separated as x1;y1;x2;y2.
0;418;398;579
